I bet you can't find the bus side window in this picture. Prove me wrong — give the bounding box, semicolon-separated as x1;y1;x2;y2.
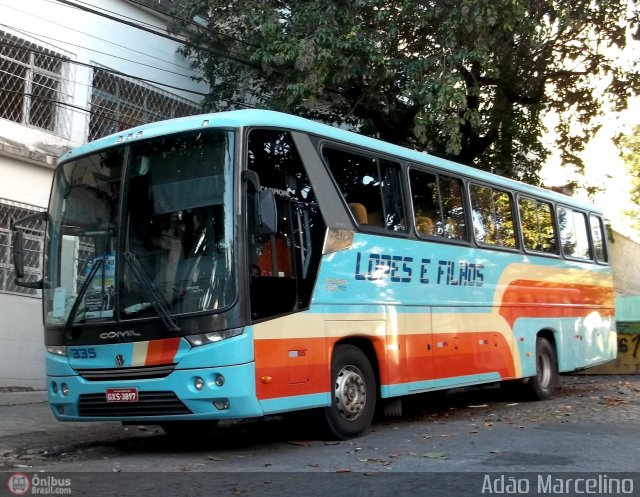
470;184;517;248
519;196;558;254
323;147;405;232
409;168;466;240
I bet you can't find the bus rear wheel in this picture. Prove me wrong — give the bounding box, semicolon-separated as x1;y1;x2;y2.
527;337;559;400
324;344;376;440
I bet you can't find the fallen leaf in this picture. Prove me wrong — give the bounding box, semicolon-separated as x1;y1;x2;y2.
336;468;352;473
469;404;488;408
307;463;320;468
424;452;446;459
208;456;224;461
288;441;312;447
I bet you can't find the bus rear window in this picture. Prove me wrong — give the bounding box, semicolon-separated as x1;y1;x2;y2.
558;207;591;260
589;214;608;263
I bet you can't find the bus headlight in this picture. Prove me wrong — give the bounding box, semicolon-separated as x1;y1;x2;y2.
46;346;67;356
185;328;243;347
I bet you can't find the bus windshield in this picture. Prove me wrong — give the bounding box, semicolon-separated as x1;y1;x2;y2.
44;130;235;327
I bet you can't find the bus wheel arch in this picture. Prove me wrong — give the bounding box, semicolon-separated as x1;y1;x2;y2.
527;331;560;400
324;340;378;439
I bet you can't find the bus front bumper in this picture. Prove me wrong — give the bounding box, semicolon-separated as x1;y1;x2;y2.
47;361;264;422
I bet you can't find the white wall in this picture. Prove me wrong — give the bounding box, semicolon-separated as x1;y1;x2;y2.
611;231;640;297
0;154;54;207
0;294;45;388
0;0;208;388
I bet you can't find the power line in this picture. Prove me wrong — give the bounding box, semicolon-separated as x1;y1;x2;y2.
0;27;264;105
47;0;173;33
0;38;209;97
2;23;202;82
124;0;259;51
1;87;253;128
0;2;197;74
51;0;261;70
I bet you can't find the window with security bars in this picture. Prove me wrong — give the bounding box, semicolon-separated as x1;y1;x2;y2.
0;199;46;297
89;68;202;141
0;30;71;137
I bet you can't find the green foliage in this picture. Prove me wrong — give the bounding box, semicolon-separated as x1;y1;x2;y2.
615;125;640;229
171;0;639;184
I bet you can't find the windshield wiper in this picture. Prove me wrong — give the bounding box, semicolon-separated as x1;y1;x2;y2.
64;258;104;340
124;251;180;333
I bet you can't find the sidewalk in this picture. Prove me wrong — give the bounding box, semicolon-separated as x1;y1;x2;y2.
0;389;128;465
0;390;46;406
0;390;53;440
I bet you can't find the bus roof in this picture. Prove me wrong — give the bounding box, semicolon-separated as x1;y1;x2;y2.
60;109;600;213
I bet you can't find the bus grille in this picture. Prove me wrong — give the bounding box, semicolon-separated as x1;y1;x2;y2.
76;364;176;381
78;391;191;417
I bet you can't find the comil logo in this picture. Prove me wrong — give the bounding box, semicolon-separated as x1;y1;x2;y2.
7;473;30;496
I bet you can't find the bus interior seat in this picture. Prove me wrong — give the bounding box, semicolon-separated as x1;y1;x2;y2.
367;211;383;227
415;216;436;236
348;203;368;224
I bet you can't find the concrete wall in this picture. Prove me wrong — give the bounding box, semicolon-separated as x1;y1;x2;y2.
0;0;207;388
0;294;45;388
610;231;640;297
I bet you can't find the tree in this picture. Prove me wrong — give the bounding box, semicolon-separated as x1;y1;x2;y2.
171;0;639;184
615;125;640;229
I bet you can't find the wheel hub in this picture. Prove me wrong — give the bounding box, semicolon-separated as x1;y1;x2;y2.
335;366;366;420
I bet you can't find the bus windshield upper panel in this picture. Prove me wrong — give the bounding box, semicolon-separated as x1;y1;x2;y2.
44;130;235;328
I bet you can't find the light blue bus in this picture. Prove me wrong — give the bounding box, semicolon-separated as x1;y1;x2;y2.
12;110;616;439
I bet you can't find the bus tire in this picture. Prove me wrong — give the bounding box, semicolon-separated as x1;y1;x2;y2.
324;344;377;440
527;337;559;400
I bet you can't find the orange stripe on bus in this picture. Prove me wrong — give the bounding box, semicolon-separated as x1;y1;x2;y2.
254;331;516;400
254;337;334;400
145;337;182;366
499;280;614;328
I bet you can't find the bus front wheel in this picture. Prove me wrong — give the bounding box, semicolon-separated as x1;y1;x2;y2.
528;337;559;400
324;344;377;440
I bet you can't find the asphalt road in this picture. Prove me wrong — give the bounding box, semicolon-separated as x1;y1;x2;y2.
1;375;639;496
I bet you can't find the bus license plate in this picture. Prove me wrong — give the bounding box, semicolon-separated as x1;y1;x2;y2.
105;388;138;402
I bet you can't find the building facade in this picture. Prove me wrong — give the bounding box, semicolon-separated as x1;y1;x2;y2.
0;0;207;387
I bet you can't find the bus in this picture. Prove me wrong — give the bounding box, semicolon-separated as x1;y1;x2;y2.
12;109;616;439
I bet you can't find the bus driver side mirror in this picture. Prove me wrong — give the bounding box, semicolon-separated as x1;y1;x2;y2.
242;170;277;236
11;211;48;289
255;190;278;236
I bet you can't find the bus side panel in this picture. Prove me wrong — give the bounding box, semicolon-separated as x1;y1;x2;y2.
497;262;616;373
251;313;386;414
251;236;615;414
431;309;517;387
